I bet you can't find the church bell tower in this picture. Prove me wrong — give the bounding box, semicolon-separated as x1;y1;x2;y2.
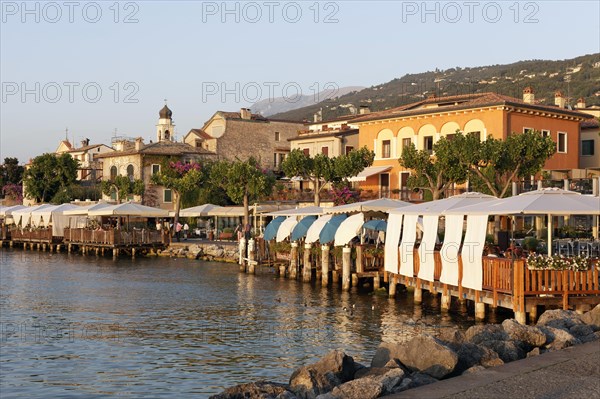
156;102;175;142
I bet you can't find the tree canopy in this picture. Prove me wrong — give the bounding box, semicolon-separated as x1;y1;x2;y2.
211;157;275;226
399;136;467;200
101;175;145;204
23;153;79;203
281;147;374;205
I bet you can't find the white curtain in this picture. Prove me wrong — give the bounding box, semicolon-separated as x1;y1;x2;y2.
418;215;439;282
52;214;72;237
460;214;488;291
399;214;418;277
384;213;403;274
440;214;464;286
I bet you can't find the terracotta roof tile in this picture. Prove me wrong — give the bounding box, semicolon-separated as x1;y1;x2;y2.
96;141;215;158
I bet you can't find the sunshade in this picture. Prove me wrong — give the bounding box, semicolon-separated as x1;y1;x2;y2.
0;205;27;217
347;166;392;182
290;215;317;241
264;206;325;217
206;206;246;217
263;216;286;241
12;204;54;226
319;214;348;244
334;213;365;246
363;219;388;231
447;188;600;256
326;198;411;214
88;202;168;217
276;216;298;242
305;214;333;244
179;203;218;217
389;192;496;215
62;202;113;216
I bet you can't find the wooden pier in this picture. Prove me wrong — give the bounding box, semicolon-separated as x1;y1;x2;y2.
2;227;167;257
244;240;600;324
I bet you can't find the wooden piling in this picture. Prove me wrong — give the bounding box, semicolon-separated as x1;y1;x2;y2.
248;239;256;274
289;242;298;279
389;274;397;297
373;272;380;290
303;243;312;282
239;238;246;272
321;245;329;285
342;246;351;291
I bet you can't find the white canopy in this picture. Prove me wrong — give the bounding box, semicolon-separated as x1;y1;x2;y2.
0;204;27;217
276;216;298;242
12;204;54;226
179;203;219;217
206;206;246;217
29;204;80;236
389;192;497;215
305;214;333;244
62;202;113;216
326;198;411;214
447;188;600;216
334;213;365;246
264;206;325;217
88;202;169;217
447;188;600;256
348;166;392;182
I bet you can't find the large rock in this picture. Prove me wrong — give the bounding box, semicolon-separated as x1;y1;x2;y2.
502;319;547;348
539;326;581;351
465;324;508;344
209;380;295;399
289;350;355;399
448;342;504;373
581;304;600;328
536;309;584;331
370;342;404;368
438;328;465;345
352;367;406;395
396;335;458;379
322;379;382;399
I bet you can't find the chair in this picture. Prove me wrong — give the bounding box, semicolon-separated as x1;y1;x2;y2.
591;241;600;258
558;240;571;256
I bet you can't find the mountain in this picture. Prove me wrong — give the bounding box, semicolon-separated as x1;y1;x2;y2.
251;86;365;117
271;54;600;121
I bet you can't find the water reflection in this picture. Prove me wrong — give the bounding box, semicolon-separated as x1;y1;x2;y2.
0;249;506;397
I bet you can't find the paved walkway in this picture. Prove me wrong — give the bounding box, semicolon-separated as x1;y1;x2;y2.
389;340;600;399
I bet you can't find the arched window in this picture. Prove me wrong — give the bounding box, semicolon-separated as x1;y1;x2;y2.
110;166;117;180
126;164;134;181
164;130;170;140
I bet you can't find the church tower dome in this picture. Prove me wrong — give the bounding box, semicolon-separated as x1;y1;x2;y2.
156;102;175;142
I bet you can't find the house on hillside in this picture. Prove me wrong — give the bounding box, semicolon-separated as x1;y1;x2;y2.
96;105;216;209
183;108;304;171
55;138;114;181
350;87;590;199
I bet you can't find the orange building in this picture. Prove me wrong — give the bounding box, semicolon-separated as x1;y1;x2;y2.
350;89;589;198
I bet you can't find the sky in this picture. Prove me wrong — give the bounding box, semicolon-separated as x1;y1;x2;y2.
1;0;599;162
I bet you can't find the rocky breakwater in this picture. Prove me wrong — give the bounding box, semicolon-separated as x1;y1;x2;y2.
153;243;239;263
210;305;600;399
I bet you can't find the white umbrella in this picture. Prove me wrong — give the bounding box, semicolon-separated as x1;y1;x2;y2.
276;216;298;242
326;198;411;214
334;213;365;246
447;188;600;256
62;202;113;216
264;206;325;217
0;204;26;217
12;204;54;226
31;203;79;228
305;214;333;244
389;192;497;215
179;203;218;217
88;202;169;217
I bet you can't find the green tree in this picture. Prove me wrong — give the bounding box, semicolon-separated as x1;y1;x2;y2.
23;153;79;203
281;147;374;206
0;157;24;189
454;130;556;198
211;157;275;226
399;137;468;200
151;160;204;232
101;175;145;204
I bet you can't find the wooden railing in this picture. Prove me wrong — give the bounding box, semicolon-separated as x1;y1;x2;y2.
63;228;165;246
522;259;600;296
10;228;54;242
482;257;513;294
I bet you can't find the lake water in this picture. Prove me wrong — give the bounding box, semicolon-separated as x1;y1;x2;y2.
0;249;511;398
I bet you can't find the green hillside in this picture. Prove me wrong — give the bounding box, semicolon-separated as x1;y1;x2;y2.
272;54;600;121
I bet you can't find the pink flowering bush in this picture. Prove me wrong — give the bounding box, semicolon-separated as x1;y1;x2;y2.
331;186;359;205
169;161;201;176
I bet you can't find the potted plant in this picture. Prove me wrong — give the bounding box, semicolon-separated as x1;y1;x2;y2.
570;255;591;272
526;253;549;270
523;237;539;252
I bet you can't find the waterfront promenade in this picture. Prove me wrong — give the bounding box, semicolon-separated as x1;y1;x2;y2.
390;340;600;399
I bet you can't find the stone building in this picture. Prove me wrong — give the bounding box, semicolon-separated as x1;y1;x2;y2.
55;138;114;181
184;108;304;171
96;105;215;209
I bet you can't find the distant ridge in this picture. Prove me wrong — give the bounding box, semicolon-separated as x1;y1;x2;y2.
251;86;365;117
271;53;600;121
